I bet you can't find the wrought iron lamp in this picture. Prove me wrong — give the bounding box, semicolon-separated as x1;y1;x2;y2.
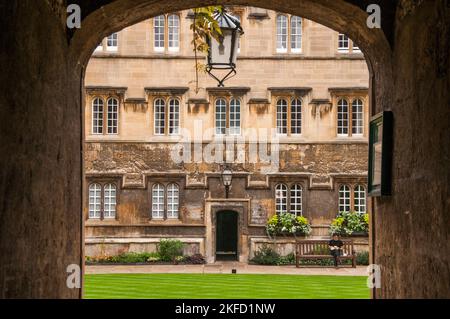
221;165;233;198
206;9;244;87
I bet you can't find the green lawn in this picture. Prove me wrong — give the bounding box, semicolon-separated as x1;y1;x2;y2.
84;274;369;299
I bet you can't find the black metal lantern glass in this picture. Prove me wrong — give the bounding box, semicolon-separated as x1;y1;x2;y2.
206;10;244;87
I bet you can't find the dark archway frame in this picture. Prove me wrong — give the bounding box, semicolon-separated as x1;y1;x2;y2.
2;0;448;300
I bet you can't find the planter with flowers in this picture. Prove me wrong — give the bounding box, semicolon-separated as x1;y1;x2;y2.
329;211;369;237
267;213;312;237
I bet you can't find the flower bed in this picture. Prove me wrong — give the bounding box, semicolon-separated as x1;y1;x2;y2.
86;252;206;265
86;239;206;265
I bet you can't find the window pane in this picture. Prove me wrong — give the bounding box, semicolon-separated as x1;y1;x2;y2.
154;99;165;135
290;16;302;52
276;15;287;52
337;99;349;135
88;184;102;219
152;184;165;219
103;184;116;218
290;184;303;216
276;99;288;134
291;98;302;134
229;98;241;135
338;33;349;51
107;33;118;50
354;185;366;213
154;15;165;51
167;184;179;219
169;99;180;135
339;185;351;212
168;15;180;51
107;98;119;134
352;99;364;135
275;184;288;214
215;99;227;135
92;98;104;134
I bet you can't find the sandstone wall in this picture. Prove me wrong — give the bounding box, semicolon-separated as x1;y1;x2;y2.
373;0;450;298
0;0;82;298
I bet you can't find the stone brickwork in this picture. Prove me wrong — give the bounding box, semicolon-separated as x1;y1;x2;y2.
84;140;369;259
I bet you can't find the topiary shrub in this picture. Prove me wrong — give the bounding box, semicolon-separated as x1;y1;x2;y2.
157;239;184;263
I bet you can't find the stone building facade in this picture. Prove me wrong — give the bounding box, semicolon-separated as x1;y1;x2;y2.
84;7;370;263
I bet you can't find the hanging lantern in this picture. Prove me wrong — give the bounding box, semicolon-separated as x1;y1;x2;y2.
206;9;244;87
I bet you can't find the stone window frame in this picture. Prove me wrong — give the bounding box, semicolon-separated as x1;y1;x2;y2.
351;98;364;136
274;96;303;136
90;95;121;136
337;98;349;136
338;184;351;212
337;182;367;214
275;13;303;54
151;96;182;136
273;180;306;216
106;32;119;52
152;13;181;53
330;91;368;138
148;179;183;221
337;33;361;54
91;97;104;135
353;184;367;214
106;97;119;134
212;95;243;136
94;33;119;53
86;180;120;221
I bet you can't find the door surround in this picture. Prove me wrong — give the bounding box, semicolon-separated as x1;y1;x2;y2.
205;199;250;263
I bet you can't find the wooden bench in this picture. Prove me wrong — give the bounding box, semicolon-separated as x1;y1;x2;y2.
295;240;356;268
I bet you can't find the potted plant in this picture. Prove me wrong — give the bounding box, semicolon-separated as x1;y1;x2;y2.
267;213;312;236
329;211;369;236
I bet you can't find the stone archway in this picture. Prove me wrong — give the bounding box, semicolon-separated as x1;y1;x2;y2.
1;0;449;299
